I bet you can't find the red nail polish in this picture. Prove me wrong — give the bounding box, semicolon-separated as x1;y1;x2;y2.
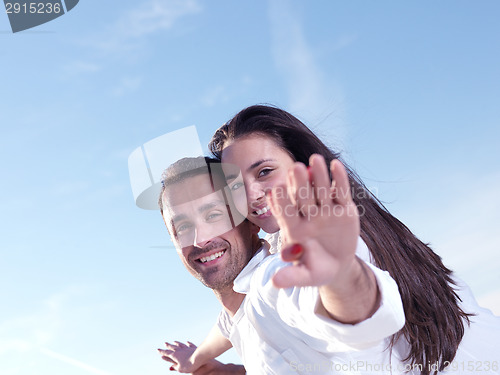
170;366;175;371
307;166;313;182
290;244;303;256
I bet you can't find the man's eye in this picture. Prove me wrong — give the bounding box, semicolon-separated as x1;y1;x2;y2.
230;182;244;191
206;211;223;221
176;222;193;234
258;168;273;177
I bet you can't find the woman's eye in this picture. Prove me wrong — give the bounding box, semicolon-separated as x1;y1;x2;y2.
258;168;273;177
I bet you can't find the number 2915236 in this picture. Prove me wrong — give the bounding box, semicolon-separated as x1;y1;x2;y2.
5;2;62;14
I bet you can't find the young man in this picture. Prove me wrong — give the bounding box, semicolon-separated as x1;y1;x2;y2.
158;157;405;374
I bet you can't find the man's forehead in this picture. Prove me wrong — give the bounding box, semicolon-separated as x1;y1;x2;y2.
163;173;219;207
166;190;226;220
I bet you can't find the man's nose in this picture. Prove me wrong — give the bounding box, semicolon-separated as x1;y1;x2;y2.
193;224;215;248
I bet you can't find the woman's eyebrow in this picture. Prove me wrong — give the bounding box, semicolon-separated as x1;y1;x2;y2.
247;159;274;172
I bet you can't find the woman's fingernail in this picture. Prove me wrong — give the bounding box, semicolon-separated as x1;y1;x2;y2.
290;244;303;256
307;166;313;182
170;366;175;371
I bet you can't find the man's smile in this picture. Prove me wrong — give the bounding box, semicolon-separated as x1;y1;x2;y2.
197;249;227;264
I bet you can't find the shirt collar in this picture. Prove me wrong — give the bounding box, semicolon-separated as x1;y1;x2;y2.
233;240;270;294
232;235;370;294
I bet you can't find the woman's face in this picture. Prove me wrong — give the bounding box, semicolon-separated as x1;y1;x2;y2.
221;134;295;233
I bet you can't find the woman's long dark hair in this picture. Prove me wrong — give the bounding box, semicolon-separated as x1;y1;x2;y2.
209;104;471;374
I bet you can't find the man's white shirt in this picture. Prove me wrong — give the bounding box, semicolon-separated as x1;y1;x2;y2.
217;238;405;374
218;235;500;374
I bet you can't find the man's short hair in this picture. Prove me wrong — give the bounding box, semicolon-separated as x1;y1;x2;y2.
158;156;228;213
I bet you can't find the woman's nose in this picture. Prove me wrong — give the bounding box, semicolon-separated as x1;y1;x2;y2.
247;181;266;203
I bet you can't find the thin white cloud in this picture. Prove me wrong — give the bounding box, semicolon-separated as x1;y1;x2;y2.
117;0;202;38
0;338;32;354
86;0;202;53
333;34;358;51
71;0;202;72
201;85;227;108
0;286;119;374
268;0;323;111
112;76;143;97
0;293;62;354
477;290;500;316
53;181;90;195
0;286;93;354
267;0;346;142
40;348;114;375
57;1;201;81
417;172;500;312
62;61;102;76
199;76;254;109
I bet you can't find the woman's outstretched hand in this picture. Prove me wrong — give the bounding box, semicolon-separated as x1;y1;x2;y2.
269;154;360;289
268;154;379;324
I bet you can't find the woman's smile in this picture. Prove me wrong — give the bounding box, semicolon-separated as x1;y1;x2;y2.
221;134;295;233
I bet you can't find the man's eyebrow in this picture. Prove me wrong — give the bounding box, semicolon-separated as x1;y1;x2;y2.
171;213;187;226
171;200;225;225
197;200;225;213
225;172;239;182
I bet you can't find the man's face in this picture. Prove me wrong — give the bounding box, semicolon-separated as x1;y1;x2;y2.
162;173;256;292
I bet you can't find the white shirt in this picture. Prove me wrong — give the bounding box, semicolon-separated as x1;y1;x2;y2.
218;238;406;374
219;233;500;374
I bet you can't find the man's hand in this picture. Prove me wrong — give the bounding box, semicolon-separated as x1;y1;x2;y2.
158;341;245;374
158;341;197;373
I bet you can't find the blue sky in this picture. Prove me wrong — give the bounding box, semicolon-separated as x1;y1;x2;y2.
1;1;499;374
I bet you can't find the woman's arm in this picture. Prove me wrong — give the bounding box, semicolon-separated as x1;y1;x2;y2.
269;156;390;323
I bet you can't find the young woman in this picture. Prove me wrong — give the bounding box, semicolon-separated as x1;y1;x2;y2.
160;105;500;374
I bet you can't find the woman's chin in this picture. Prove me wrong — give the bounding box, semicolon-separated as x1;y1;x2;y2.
247;209;281;233
259;219;280;234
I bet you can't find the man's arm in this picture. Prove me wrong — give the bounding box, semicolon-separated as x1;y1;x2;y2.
158;324;233;373
193;360;245;375
190;324;233;369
